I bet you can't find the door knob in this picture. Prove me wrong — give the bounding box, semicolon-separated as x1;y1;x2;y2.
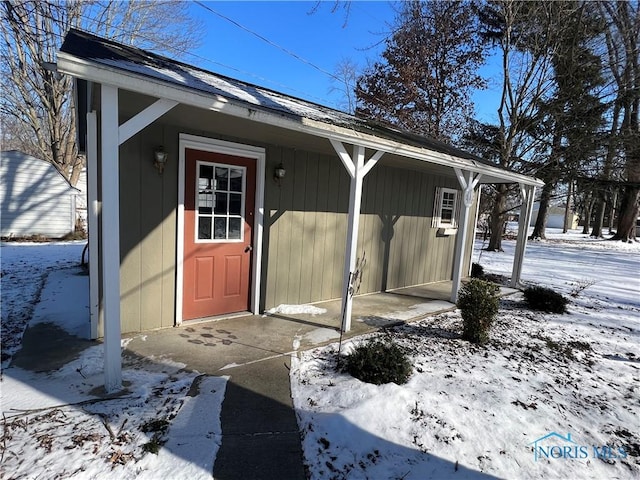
245;245;253;252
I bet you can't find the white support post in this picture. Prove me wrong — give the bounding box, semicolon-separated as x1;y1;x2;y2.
101;85;122;393
341;145;365;333
451;169;482;303
511;184;536;287
97;91;176;391
87;111;99;339
331;140;383;332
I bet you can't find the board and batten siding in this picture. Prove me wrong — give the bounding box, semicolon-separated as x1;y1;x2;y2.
262;146;469;309
0;150;78;238
113;119;477;333
116;123;177;335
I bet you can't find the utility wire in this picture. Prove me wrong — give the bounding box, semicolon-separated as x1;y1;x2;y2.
193;0;355;90
5;4;341;107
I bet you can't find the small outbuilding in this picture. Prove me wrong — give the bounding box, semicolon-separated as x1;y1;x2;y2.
530;203;579;230
0;150;80;238
57;29;543;391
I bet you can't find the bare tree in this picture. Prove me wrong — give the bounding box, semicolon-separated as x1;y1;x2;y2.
1;0;202;185
478;0;558;251
599;1;640;242
329;57;359;114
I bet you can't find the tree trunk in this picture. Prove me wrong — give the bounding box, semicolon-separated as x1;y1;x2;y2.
608;190;618;234
581;192;594;235
486;184;507;251
611;188;639;241
590;192;607;237
530;181;553;240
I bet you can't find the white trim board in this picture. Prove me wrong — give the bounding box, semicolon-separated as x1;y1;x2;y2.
176;134;266;326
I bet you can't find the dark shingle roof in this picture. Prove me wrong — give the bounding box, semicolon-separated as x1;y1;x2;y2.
60;28;495;167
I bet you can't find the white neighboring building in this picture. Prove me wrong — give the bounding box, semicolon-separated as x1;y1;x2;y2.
0;150;80;238
530;202;579;229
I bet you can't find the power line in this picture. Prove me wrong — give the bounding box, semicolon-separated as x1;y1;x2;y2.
5;3;343;107
193;0;354;89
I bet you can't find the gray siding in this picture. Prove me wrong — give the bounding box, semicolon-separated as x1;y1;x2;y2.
0;151;77;238
109;100;477;333
116;124;177;334
262;148;463;309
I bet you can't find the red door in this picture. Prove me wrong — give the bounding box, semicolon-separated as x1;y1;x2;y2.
183;148;255;320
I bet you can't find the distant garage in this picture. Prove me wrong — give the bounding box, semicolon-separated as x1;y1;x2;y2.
0;150;80;238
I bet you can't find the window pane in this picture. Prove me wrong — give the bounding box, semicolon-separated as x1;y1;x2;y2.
229;193;242;215
198;217;212;239
442;192;455;209
228;218;241;239
199;165;213;190
229;168;243;192
441;209;453;223
214;192;228;214
215;167;228;191
214;217;227;239
198;192;213;214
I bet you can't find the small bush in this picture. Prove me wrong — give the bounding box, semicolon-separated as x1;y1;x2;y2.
523;286;568;313
457;279;500;344
344;339;412;385
471;263;485;278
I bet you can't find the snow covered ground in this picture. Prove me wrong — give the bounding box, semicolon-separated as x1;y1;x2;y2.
1;231;638;479
1;241;226;479
1;241;86;368
291;229;640;479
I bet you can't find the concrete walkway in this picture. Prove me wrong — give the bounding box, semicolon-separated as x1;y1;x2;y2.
212;357;306;480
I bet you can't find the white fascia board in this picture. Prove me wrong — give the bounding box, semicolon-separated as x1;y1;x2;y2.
57;53;544;188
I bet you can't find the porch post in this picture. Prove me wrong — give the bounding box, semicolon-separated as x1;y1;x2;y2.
511;184;536;287
342;147;363;332
87;111;99;339
451;169;482;303
330;140;383;332
101;84;122;393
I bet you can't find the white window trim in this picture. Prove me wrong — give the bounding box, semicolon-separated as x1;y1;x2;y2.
432;187;461;229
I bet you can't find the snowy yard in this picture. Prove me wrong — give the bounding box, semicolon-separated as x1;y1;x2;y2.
1;231;638;479
1;242;226;479
291;230;640;479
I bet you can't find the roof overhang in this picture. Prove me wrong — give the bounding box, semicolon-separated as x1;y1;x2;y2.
57;51;543;188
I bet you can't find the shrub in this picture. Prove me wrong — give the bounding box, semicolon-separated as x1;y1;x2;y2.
471;263;485;278
344;338;412;385
457;279;500;344
523;286;568;313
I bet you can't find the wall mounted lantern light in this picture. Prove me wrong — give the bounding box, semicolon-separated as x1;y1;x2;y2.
274;162;286;181
153;146;168;174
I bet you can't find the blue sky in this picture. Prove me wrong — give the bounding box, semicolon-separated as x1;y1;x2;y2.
186;1;500;123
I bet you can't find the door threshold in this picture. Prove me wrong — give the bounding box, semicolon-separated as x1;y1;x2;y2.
182;311;253;326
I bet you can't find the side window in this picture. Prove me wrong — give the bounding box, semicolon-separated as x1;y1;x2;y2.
432;187;459;229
